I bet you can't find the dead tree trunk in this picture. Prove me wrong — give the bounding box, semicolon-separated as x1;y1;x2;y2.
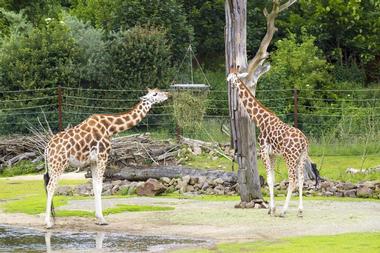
225;0;298;205
225;0;263;202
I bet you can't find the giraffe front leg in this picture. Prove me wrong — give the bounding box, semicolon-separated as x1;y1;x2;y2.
261;150;276;216
279;175;296;218
297;153;307;217
91;161;108;225
44;172;60;229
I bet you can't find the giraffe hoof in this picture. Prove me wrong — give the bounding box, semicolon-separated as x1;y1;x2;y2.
278;212;286;218
95;221;109;226
267;207;276;216
297;210;303;218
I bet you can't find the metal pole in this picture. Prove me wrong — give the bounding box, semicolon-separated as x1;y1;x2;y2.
293;88;298;129
57;85;63;131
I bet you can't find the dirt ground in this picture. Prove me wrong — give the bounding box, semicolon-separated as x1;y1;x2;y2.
1;195;380;243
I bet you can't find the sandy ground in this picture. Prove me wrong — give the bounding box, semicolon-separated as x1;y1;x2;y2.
1;173;380;244
1;196;380;243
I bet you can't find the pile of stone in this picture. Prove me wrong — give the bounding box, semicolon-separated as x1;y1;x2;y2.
56;175;239;197
318;180;380;198
56;176;380;199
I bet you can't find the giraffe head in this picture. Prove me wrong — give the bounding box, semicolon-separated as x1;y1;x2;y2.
227;67;248;87
140;88;169;104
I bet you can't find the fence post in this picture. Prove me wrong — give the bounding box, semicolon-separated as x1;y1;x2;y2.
293;88;299;129
57;85;63;131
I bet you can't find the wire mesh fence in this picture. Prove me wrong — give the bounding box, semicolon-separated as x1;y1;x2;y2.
0;86;379;148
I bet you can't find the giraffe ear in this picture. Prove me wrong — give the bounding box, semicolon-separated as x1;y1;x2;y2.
147;88;152;92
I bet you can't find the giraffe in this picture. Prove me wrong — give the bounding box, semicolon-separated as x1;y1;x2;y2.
43;88;169;228
227;70;308;217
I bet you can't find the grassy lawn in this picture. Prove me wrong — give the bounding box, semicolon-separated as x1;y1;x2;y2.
0;179;174;217
184;154;380;183
175;232;380;253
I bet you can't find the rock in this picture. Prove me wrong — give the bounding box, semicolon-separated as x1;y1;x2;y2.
198;176;207;186
182;175;191;185
103;189;112;196
189;176;198;185
361;181;377;189
112;180;122;187
214;185;225;195
213;178;224;185
322;191;333;197
187;185;195;192
280;181;288;190
337;182;356;190
56;186;73;196
246;202;255;208
160;177;171;185
344;189;357;198
118;184;130;194
357;186;373;198
136;178;167;196
75;184;92;196
201;182;209;191
165;185;176;193
111;185;120;195
320;181;333;190
334;191;344;197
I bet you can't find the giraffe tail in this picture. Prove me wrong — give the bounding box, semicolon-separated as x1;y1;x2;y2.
307;155;321;187
43;155;55;219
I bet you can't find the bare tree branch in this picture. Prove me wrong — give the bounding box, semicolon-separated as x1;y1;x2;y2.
279;0;297;12
245;0;297;88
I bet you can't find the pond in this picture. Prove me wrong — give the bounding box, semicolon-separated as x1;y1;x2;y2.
0;224;209;252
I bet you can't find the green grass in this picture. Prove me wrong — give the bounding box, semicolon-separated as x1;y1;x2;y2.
0;161;43;177
175;232;380;253
56;204;174;217
0;179;87;214
0;179;174;217
161;192;380;203
183;154;380;183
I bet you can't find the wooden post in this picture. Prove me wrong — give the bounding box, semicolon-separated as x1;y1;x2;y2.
57;85;63;132
293;88;298;128
225;0;263;202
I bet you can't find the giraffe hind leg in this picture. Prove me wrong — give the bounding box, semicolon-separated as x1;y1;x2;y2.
279;157;297;217
91;160;108;225
297;151;307;217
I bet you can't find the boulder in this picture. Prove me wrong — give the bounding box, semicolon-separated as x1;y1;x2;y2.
344;189;357;198
160;177;171;185
357;186;373;198
213;178;224;185
136;179;166;196
56;186;73;196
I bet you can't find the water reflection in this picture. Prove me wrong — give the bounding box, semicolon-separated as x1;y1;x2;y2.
0;224;208;252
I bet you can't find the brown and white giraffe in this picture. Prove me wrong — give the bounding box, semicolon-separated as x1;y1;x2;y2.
44;88;169;228
227;71;308;217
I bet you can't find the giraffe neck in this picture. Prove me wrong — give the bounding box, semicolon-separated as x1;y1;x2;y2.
236;80;276;128
100;100;152;136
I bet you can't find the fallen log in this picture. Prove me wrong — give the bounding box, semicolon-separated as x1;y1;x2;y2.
100;166;238;183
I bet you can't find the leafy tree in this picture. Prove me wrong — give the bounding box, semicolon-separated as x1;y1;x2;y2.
0;8;32;38
0;0;62;25
105;26;173;92
63;13;108;88
280;0;380;81
71;0;193;63
0;18;80;90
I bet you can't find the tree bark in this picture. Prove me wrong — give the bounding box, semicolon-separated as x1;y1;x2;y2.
225;0;263;201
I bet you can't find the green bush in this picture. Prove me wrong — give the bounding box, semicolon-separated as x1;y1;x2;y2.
71;0;193;63
105;26;173;92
